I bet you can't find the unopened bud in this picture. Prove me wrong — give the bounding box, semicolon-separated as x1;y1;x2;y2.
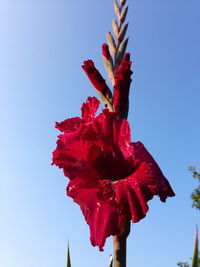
117;22;128;43
102;44;110;61
120;6;128;23
120;0;126;6
114;0;120;18
106;32;116;57
112;18;119;37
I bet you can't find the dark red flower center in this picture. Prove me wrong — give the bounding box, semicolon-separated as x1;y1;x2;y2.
93;148;134;181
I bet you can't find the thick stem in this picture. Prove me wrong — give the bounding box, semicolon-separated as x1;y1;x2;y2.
113;220;130;267
113;235;127;267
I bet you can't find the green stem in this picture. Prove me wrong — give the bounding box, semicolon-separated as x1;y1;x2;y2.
113;220;130;267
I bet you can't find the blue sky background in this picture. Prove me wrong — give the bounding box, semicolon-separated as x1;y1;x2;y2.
0;0;200;266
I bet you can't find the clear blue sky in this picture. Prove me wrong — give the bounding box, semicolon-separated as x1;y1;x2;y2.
0;0;200;266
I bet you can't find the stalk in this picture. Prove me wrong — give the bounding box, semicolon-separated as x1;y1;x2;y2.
113;220;130;267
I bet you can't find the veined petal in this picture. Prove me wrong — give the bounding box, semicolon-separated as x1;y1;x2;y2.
114;178;149;222
113;53;133;117
114;142;175;222
117;119;133;159
67;178;119;251
55;117;83;133
53;137;105;180
132;142;175;201
81;96;100;121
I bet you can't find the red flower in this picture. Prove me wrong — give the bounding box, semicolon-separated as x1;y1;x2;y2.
52;97;175;251
82;60;110;98
113;53;133;116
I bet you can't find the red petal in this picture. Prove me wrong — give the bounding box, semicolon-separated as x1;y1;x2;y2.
114;142;175;222
114;178;149;222
53;108;135;181
113;53;133;116
67;178;119;251
53;134;104;180
132;142;175;201
55;117;83;133
117;119;134;159
81;96;100;121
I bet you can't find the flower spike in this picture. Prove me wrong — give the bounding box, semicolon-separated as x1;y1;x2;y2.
52;0;175;259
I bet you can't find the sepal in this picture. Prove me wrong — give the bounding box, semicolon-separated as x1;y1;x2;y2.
103;56;115;87
120;6;128;23
112;18;119;37
106;32;117;57
117;22;128;43
115;37;129;67
114;0;120;19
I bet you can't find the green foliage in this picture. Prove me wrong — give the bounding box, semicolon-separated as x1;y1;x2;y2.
109;255;113;267
189;167;200;210
177;168;200;267
191;187;200;210
189;167;200;180
191;227;199;267
67;243;71;267
177;262;190;267
177;227;199;267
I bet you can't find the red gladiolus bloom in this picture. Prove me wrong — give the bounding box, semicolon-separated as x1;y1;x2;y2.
52;97;175;251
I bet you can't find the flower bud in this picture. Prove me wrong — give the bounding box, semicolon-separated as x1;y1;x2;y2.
82;60;110;97
102;44;111;61
113;53;132;118
106;32;116;57
120;0;126;6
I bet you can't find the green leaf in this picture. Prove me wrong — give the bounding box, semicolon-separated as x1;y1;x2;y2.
109;255;113;267
191;226;199;267
67;242;71;267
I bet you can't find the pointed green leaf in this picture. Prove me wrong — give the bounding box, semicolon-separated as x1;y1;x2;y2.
191;226;199;267
112;18;119;37
114;0;120;18
117;22;128;43
109;255;113;267
120;6;128;23
106;32;116;57
67;243;71;267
